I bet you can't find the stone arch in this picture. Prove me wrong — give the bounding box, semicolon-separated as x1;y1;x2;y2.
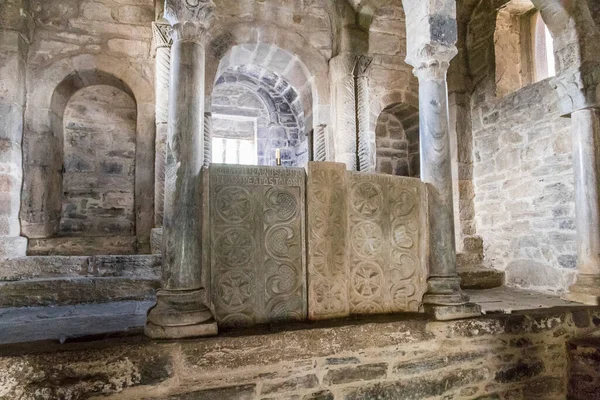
21;53;154;252
374;101;420;178
206;25;330;131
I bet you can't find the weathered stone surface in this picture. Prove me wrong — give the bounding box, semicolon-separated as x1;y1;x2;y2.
323;363;388;385
568;338;600;400
209;164;307;327
27;236;138;256
307;162;428;320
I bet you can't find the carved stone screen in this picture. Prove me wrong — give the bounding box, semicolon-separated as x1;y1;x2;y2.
209;165;307;327
307;162;428;320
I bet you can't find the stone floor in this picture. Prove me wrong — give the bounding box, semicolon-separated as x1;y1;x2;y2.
0;286;585;346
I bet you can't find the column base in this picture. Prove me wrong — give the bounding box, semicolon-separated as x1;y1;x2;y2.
0;236;27;258
145;289;218;340
422;303;482;321
561;274;600;305
422;276;470;305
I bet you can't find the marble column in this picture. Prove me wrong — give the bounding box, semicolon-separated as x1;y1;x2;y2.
145;0;217;339
563;108;600;304
152;21;172;232
330;53;358;170
203;111;212;167
402;0;480;320
356;56;373;172
0;0;29;259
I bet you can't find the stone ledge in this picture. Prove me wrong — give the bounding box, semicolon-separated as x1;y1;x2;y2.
27;236;138;256
0;307;599;400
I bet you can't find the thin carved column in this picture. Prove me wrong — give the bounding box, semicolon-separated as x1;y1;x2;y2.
152;21;172;230
331;53;358;170
313;124;327;162
204;111;212;167
355;56;373;172
402;0;480;320
554;68;600;305
146;0;217;339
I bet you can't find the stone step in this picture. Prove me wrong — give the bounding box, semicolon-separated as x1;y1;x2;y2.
0;300;153;345
0;277;159;307
459;268;505;290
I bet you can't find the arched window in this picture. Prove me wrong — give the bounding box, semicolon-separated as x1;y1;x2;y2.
494;2;555;97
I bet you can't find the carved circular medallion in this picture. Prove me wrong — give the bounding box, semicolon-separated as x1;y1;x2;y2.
311;241;345;276
352;300;383;314
217;270;252;312
392;224;415;249
314;280;345;314
351;222;383;258
351;182;382;217
351;262;383;299
312;170;344;204
216;187;252;223
216;228;254;266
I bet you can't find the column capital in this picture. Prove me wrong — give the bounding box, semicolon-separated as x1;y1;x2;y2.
164;0;215;43
329;52;358;77
355;55;373;78
551;64;600;116
409;48;457;81
152;21;173;53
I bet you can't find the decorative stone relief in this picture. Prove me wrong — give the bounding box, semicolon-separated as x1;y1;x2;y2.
209;165;307;327
307;162;428;320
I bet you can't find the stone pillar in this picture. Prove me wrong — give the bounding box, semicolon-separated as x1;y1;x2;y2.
355;56;373;172
145;0;217;339
330;53;358;170
313;124;327;162
402;0;480;320
552;67;600;305
0;0;29;259
152;21;172;231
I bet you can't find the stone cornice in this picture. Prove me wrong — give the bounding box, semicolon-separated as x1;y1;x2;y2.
164;0;215;43
551;63;600;116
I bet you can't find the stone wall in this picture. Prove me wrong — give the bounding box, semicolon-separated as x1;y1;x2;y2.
375;103;419;178
468;0;578;292
568;337;600;400
60;85;136;237
20;0;154;250
1;308;599;399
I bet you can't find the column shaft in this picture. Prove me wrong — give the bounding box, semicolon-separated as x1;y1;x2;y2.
314;124;327;162
331;54;357;170
203;112;212;167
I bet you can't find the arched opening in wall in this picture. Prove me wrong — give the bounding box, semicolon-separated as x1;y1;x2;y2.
24;70;142;256
494;0;555;97
211;44;314;168
60;85;136;237
375;103;419;178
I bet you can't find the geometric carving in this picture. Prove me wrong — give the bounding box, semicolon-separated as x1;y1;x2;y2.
209;165;306;327
307;162;428;320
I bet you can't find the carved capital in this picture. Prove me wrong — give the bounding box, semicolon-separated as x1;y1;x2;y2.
354;56;373;78
407;44;457;82
164;0;215;43
330;52;358;78
152;21;173;52
551;64;600;116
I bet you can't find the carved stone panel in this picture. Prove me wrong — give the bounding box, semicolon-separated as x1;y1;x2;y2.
307;162;348;320
347;172;427;314
209;165;307;327
307;162;428;321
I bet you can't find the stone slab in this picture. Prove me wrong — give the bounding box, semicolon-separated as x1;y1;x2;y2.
27;236;138;256
459;268;505;290
307;162;428;320
209;164;307;327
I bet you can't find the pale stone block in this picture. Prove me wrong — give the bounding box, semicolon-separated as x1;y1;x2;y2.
209;164;307;327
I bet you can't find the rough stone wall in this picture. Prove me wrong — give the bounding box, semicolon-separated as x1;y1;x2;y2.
20;0;154;248
375;105;419;178
1;308;599;399
60;85;136;237
469;0;577;292
568;337;600;400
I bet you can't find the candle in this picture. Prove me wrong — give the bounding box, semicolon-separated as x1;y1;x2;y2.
276;148;281;166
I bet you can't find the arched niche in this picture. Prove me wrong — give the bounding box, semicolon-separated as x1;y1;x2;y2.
21;68;154;255
374;102;419;178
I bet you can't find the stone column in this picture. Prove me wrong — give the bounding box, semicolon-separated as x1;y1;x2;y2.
402;0;480;320
203;111;212;167
330;53;358;170
0;0;29;259
313;124;327;162
552;67;600;305
152;21;172;235
145;0;217;339
355;56;373;172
